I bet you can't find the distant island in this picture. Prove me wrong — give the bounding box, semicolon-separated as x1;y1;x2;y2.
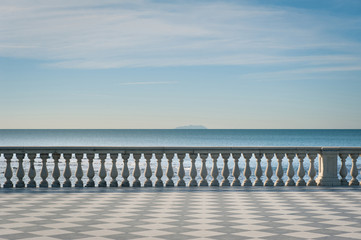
175;125;207;129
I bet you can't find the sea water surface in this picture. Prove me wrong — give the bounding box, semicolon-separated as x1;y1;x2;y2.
0;129;360;146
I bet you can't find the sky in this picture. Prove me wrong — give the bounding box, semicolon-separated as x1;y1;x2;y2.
0;0;361;129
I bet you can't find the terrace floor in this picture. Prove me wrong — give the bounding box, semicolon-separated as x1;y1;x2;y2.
0;187;361;240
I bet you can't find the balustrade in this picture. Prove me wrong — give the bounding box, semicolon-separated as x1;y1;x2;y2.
0;147;360;188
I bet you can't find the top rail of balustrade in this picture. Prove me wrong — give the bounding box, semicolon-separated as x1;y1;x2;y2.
0;146;360;154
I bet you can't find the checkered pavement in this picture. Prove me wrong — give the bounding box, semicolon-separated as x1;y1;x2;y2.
1;188;361;239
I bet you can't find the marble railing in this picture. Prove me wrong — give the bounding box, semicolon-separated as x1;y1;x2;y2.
0;147;360;188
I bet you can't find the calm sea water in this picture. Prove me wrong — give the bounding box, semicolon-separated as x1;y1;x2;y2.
0;129;360;146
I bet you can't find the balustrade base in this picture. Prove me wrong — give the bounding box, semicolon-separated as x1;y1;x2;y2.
121;180;130;187
232;179;241;186
316;177;341;186
16;181;25;188
307;180;317;186
349;179;360;186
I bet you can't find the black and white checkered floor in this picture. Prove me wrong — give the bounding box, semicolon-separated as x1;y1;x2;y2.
1;188;361;240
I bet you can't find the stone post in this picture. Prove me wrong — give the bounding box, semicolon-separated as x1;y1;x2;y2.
316;148;340;186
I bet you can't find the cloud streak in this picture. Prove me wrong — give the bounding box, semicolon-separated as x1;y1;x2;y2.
1;0;361;73
119;81;177;85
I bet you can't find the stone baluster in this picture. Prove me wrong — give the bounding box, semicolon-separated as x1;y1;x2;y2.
296;153;306;186
243;153;252;186
264;153;274;186
75;153;84;187
133;153;142;187
121;153;130;187
221;153;230;186
98;153;107;187
165;153;174;187
253;153;263;186
51;153;61;188
144;153;153;187
286;153;296;186
199;153;209;186
86;153;95;187
339;154;348;186
15;153;25;188
39;153;49;188
27;153;37;188
177;153;186;187
3;153;13;188
63;153;72;187
155;153;164;187
189;153;198;187
110;153;119;187
307;153;317;186
274;153;285;186
349;154;359;186
210;153;219;186
232;153;241;186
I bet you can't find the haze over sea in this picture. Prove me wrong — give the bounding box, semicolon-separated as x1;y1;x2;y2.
0;129;360;147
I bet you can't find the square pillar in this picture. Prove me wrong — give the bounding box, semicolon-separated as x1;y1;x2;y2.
316;148;340;186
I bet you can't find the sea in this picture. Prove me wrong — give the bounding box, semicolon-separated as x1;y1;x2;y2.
0;129;360;185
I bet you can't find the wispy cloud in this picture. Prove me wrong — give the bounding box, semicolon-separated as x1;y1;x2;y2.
119;81;177;85
1;0;361;72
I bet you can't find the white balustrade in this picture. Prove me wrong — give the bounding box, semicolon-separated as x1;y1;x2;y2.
86;153;95;187
177;153;186;187
232;153;241;186
307;153;317;186
165;153;174;187
52;153;61;188
199;153;208;186
15;153;25;188
274;153;284;186
0;147;360;188
221;153;230;186
110;153;118;187
210;153;219;187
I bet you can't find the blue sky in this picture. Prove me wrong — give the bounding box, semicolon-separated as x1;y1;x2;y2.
0;0;361;129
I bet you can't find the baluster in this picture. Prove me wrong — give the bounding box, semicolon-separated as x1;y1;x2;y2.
121;153;130;187
264;153;274;186
339;154;348;186
307;153;317;186
86;153;95;187
199;153;208;186
27;153;36;188
165;153;174;187
210;153;219;186
296;153;306;186
39;153;49;188
189;153;198;187
133;153;141;187
253;153;263;186
177;153;186;187
110;153;119;187
63;153;72;187
15;153;25;188
243;153;252;186
349;154;359;186
286;153;296;186
75;153;84;187
98;153;107;187
51;153;61;188
274;153;284;186
144;153;153;187
155;153;164;187
221;153;230;186
232;153;241;186
3;153;13;188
